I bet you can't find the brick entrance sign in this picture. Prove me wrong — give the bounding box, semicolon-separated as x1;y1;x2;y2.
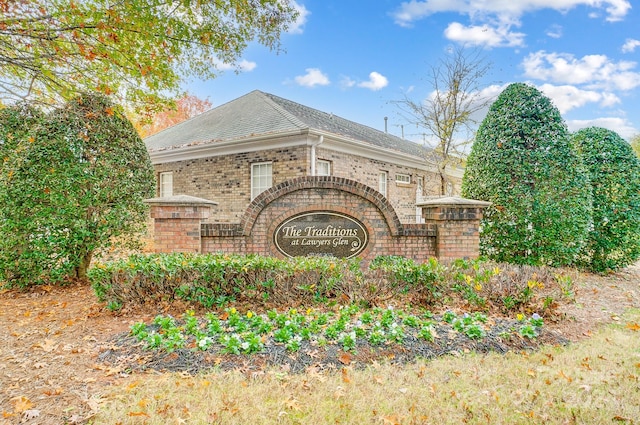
145;176;490;263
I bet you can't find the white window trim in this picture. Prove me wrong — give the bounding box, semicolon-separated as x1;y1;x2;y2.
395;173;411;184
159;172;173;198
317;159;331;176
251;162;273;200
378;171;388;197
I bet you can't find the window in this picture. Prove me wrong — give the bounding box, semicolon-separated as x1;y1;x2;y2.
251;162;272;200
416;176;424;224
317;159;331;176
378;171;388;197
395;173;411;184
159;172;173;197
446;181;454;196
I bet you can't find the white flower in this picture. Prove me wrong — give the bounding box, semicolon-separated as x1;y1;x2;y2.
198;337;212;348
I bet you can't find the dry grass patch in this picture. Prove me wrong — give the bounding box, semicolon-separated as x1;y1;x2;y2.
94;310;640;425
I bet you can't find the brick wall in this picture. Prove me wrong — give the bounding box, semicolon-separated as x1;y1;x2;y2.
153;145;309;223
147;177;488;264
149;204;212;253
153;144;464;228
316;147;444;224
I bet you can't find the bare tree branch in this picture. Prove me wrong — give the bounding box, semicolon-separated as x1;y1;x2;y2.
394;47;492;195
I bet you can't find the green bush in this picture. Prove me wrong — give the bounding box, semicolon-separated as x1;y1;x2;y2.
462;83;592;266
90;253;359;309
571;127;640;272
89;253;450;310
0;93;155;288
90;253;565;315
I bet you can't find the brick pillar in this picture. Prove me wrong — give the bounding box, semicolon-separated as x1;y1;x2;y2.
418;197;491;262
145;195;218;253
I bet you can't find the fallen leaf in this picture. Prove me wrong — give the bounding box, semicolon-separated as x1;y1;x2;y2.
341;368;351;383
43;388;63;396
626;322;640;332
23;409;40;420
613;416;630;422
37;339;57;352
579;385;592;393
338;352;352;365
382;414;403;424
558;370;572;383
128;411;149;417
12;396;33;413
285;397;301;411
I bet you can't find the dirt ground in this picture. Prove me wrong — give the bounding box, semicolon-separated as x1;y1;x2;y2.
1;264;639;425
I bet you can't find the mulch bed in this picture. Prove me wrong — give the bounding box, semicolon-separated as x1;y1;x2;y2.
98;319;569;375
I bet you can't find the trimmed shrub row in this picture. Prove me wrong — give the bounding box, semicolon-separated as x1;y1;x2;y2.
89;253;570;314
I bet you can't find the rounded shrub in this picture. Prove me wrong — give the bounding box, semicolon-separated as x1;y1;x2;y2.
572;127;640;272
0;94;155;287
462;83;592;266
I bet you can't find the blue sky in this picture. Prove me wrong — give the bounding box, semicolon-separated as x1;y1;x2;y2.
187;0;640;143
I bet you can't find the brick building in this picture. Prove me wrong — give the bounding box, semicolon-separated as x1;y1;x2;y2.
145;90;463;225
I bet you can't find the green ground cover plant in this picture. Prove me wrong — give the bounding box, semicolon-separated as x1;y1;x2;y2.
127;305;543;356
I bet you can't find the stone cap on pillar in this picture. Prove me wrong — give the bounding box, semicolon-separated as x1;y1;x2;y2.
417;196;491;221
144;194;219;207
416;196;491;208
144;195;218;219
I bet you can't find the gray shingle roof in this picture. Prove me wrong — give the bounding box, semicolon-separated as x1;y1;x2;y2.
145;90;427;158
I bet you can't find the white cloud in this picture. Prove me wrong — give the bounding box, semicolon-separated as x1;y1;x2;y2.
444;22;525;48
392;0;631;27
294;68;330;87
545;24;563;38
340;76;356;89
622;38;640;53
537;83;620;114
522;51;640;91
357;72;389;91
213;58;257;72
288;1;310;34
567;117;637;139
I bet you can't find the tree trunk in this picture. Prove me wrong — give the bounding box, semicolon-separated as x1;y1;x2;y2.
74;250;93;281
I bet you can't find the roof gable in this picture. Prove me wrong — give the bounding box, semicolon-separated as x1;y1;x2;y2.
145;90;427;158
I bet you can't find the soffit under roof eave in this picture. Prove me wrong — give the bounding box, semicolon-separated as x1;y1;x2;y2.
147;128;463;178
147;129;310;164
307;129;440;173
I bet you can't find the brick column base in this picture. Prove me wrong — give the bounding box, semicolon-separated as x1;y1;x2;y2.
145;195;218;253
418;197;491;262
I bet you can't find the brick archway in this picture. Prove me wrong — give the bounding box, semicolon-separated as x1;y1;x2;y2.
240;176;403;237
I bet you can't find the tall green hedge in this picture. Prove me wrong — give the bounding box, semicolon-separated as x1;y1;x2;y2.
0;94;155;287
462;83;592;266
571;127;640;272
